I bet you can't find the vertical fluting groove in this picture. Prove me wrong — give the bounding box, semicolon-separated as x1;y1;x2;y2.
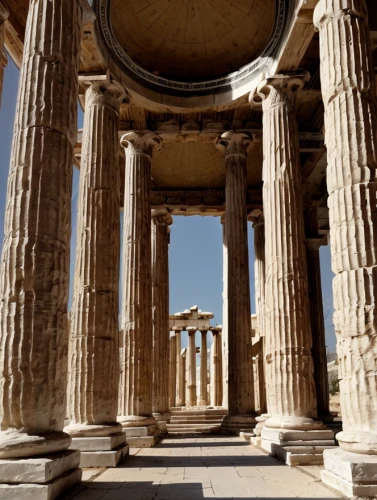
169;335;177;407
315;0;377;452
0;0;82;435
187;331;197;407
151;215;171;415
199;331;208;406
260;78;317;423
67;85;121;426
221;217;228;409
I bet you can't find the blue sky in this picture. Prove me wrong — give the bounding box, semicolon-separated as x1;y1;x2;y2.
0;56;337;352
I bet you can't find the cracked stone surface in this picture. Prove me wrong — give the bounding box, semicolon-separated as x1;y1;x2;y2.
61;436;341;499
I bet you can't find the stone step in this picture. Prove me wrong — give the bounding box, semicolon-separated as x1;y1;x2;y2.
170;414;224;420
170;419;223;425
167;425;221;435
170;409;227;416
167;423;221;429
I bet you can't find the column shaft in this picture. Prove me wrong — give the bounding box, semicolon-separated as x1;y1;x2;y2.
221;217;229;409
255;74;319;429
216;132;255;416
175;331;185;407
119;132;161;421
211;333;222;407
187;330;197;407
199;331;208;406
152;213;171;417
169;335;177;408
0;0;82;457
315;0;377;453
67;84;121;431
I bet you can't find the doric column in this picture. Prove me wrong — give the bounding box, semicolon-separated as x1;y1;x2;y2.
0;3;8;108
220;215;229;410
118;131;161;435
64;79;128;466
216;132;256;432
187;327;197;407
169;334;177;408
210;328;223;407
0;0;82;491
198;330;208;406
250;73;321;430
152;209;173;424
250;210;267;415
175;328;185;407
314;1;377;493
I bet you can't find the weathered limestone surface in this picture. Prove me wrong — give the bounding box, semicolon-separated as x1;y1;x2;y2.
0;2;8;108
119;131;161;425
221;216;229;410
305;237;330;418
0;0;82;458
187;328;197;407
66;82;122;437
169;335;177;408
152;210;172;419
216;132;255;426
314;0;377;455
210;329;223;407
199;330;208;406
251;74;321;431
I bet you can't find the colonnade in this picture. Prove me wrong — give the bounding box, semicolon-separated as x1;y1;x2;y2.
0;0;376;497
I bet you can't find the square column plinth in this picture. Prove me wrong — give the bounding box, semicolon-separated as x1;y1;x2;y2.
0;450;81;500
69;433;129;468
122;425;160;448
261;428;337;466
322;448;377;497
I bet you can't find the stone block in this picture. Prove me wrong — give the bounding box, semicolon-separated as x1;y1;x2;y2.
80;443;129;468
0;468;82;500
0;450;80;484
70;433;127;452
123;427;148;437
261;427;334;443
126;436;157;448
321;470;377;497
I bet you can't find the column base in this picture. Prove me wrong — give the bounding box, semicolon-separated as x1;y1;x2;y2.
0;450;81;500
261;427;337;466
321;448;377;497
118;416;160;448
153;412;170;434
69;432;128;468
221;415;256;436
250;414;269;446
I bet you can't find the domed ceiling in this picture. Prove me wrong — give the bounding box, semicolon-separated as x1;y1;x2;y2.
110;0;276;82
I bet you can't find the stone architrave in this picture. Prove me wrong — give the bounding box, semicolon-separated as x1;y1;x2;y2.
118;131;162;441
0;3;8;107
169;334;177;408
175;328;185;407
199;330;208;406
220;215;229;410
187;327;198;407
0;0;83;494
250;73;335;462
64;79;128;466
216;132;256;433
314;1;377;494
152;209;173;424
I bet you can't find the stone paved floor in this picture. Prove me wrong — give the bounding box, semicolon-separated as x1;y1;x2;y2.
63;436;343;500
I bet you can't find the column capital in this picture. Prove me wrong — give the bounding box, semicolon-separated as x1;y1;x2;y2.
120;131;162;157
248;209;264;227
304;237;324;251
172;326;184;333
210;326;222;335
314;0;368;29
249;72;310;110
215;131;253;159
187;327;197;335
152;208;173;226
80;73;128;109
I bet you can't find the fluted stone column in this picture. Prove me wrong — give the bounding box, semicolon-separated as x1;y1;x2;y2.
216;132;256;432
187;327;197;407
64;81;128;465
169;335;177;408
250;73;325;433
118;131;161;436
210;329;223;407
175;328;185;407
0;3;8;108
221;216;229;410
152;210;172;425
0;0;82;492
199;330;208;406
314;1;377;494
251;211;267;415
305;236;330;419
